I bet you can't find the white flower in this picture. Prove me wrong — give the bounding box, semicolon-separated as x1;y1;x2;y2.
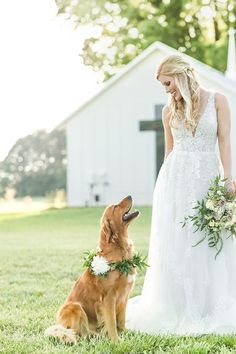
91;255;110;275
206;199;215;211
219;179;225;187
213;211;222;221
215;206;225;217
217;198;226;208
225;220;234;228
204;214;212;220
209;220;215;227
226;202;236;213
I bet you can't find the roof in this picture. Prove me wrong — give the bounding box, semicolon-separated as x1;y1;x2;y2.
58;40;236;129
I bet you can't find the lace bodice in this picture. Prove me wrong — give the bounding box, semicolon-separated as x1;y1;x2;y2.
163;90;223;221
171;92;217;153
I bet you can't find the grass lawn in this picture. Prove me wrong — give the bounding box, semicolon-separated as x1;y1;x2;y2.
0;207;236;354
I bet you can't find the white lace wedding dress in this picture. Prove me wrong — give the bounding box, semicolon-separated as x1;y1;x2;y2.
126;91;236;336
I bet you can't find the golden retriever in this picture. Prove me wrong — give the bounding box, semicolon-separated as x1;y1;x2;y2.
45;195;139;343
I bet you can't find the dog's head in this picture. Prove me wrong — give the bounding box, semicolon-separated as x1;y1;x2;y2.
99;196;139;246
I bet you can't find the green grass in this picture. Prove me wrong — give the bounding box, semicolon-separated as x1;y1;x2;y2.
0;207;236;354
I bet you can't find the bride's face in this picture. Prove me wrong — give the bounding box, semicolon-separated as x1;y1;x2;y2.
158;74;182;102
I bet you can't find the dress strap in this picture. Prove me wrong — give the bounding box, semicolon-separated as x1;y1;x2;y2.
211;91;216;111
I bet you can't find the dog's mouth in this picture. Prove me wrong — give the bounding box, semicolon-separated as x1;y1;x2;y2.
122;206;140;222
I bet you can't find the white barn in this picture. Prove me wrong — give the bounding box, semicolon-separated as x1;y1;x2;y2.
60;40;236;207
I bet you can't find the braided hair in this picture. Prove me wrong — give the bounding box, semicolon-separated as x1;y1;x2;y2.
156;54;201;137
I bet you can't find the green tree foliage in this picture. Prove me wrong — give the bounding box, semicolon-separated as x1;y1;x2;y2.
0;129;66;197
55;0;236;81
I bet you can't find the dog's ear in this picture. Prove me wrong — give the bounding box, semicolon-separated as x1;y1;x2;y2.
100;218;118;243
101;218;112;243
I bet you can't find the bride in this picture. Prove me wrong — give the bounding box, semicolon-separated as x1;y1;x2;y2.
125;54;236;336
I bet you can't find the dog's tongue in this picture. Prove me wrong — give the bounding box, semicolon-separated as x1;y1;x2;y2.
123;210;139;221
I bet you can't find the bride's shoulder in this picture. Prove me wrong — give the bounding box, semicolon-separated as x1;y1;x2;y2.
162;103;170;112
162;104;171;125
214;91;229;111
162;104;171;116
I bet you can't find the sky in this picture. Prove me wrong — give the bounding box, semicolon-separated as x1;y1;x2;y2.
0;0;100;161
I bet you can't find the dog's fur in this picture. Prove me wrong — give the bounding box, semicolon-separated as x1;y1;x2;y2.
45;196;139;343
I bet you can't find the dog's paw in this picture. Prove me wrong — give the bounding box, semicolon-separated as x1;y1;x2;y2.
44;324;77;344
110;334;120;342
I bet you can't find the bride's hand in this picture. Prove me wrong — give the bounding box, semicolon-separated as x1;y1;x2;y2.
225;180;236;195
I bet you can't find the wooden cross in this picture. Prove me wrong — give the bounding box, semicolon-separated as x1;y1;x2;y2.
139;104;165;177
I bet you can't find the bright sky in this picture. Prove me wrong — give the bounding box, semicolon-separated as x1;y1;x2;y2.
0;0;100;162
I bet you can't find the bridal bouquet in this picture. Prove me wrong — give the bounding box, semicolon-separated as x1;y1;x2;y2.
181;175;236;259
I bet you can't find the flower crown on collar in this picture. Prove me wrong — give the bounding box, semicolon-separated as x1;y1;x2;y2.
82;248;149;277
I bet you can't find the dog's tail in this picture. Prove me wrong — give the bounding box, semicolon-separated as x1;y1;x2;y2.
44;301;89;344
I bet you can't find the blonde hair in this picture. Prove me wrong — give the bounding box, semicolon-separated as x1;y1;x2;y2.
156;54;201;136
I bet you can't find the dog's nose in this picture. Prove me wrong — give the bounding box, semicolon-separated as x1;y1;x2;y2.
127;195;132;200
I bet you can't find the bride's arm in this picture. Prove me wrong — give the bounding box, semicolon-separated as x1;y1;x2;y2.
216;92;235;193
162;105;173;162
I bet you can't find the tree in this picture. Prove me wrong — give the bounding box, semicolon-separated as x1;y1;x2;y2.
55;0;235;81
0;129;67;197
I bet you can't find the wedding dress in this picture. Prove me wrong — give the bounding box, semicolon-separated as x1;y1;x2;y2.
126;91;236;336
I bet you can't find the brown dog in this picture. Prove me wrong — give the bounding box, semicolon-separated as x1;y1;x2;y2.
45;195;139;343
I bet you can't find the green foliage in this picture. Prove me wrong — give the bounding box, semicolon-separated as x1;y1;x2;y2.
83;249;98;268
111;252;149;276
55;0;236;81
0;129;66;197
